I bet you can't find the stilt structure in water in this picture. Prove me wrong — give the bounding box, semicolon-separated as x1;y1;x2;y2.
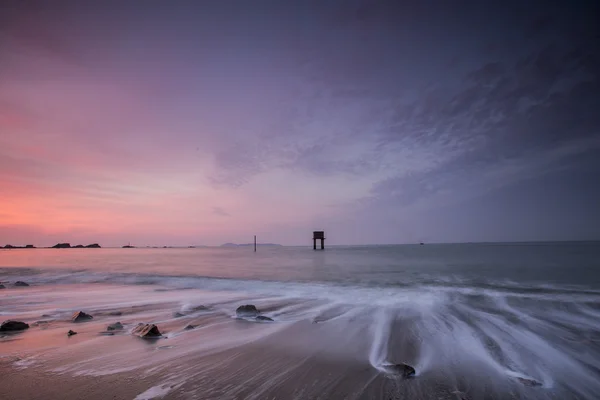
313;231;325;250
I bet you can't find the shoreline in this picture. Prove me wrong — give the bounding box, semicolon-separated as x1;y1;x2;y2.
1;282;594;398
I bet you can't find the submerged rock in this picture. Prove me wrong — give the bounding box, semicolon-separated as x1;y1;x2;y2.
255;315;274;322
380;363;416;378
67;330;77;337
133;323;162;338
516;377;542;387
72;311;93;322
191;305;208;312
0;320;30;332
173;312;185;318
184;324;196;330
14;281;29;287
108;311;123;316
236;304;260;317
107;322;124;331
0;284;5;289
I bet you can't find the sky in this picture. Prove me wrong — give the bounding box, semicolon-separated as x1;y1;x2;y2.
0;0;599;247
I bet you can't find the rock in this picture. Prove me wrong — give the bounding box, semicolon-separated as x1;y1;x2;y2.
0;284;5;289
107;322;124;331
85;243;101;248
72;311;93;322
67;330;77;336
73;244;85;248
173;312;185;318
132;323;162;338
516;377;542;387
32;320;49;326
380;363;416;378
25;245;35;248
52;243;71;248
191;305;208;312
14;281;29;287
0;320;30;332
256;315;274;322
184;325;196;330
236;304;260;317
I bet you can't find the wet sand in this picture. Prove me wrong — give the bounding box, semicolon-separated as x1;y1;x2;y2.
0;283;590;399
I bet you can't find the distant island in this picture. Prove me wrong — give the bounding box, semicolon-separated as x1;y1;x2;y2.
2;243;101;249
3;244;36;249
52;243;101;248
220;243;282;247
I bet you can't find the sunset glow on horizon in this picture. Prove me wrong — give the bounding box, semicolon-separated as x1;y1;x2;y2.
1;1;599;247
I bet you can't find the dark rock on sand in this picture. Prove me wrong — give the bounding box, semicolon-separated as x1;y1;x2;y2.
236;304;260;317
72;311;93;322
516;377;542;387
184;325;196;330
380;363;416;378
256;315;274;322
0;320;30;332
133;323;162;338
107;322;124;331
14;281;29;287
67;330;77;337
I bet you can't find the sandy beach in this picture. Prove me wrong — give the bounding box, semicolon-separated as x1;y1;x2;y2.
1;279;585;399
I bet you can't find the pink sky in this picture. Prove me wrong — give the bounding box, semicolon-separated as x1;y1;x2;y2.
1;2;599;246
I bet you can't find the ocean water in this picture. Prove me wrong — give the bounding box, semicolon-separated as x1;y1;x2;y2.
2;243;600;399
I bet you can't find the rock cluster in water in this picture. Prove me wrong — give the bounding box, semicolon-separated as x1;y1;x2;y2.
236;304;274;322
0;320;30;332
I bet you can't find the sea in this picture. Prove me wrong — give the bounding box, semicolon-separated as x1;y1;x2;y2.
1;242;600;399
